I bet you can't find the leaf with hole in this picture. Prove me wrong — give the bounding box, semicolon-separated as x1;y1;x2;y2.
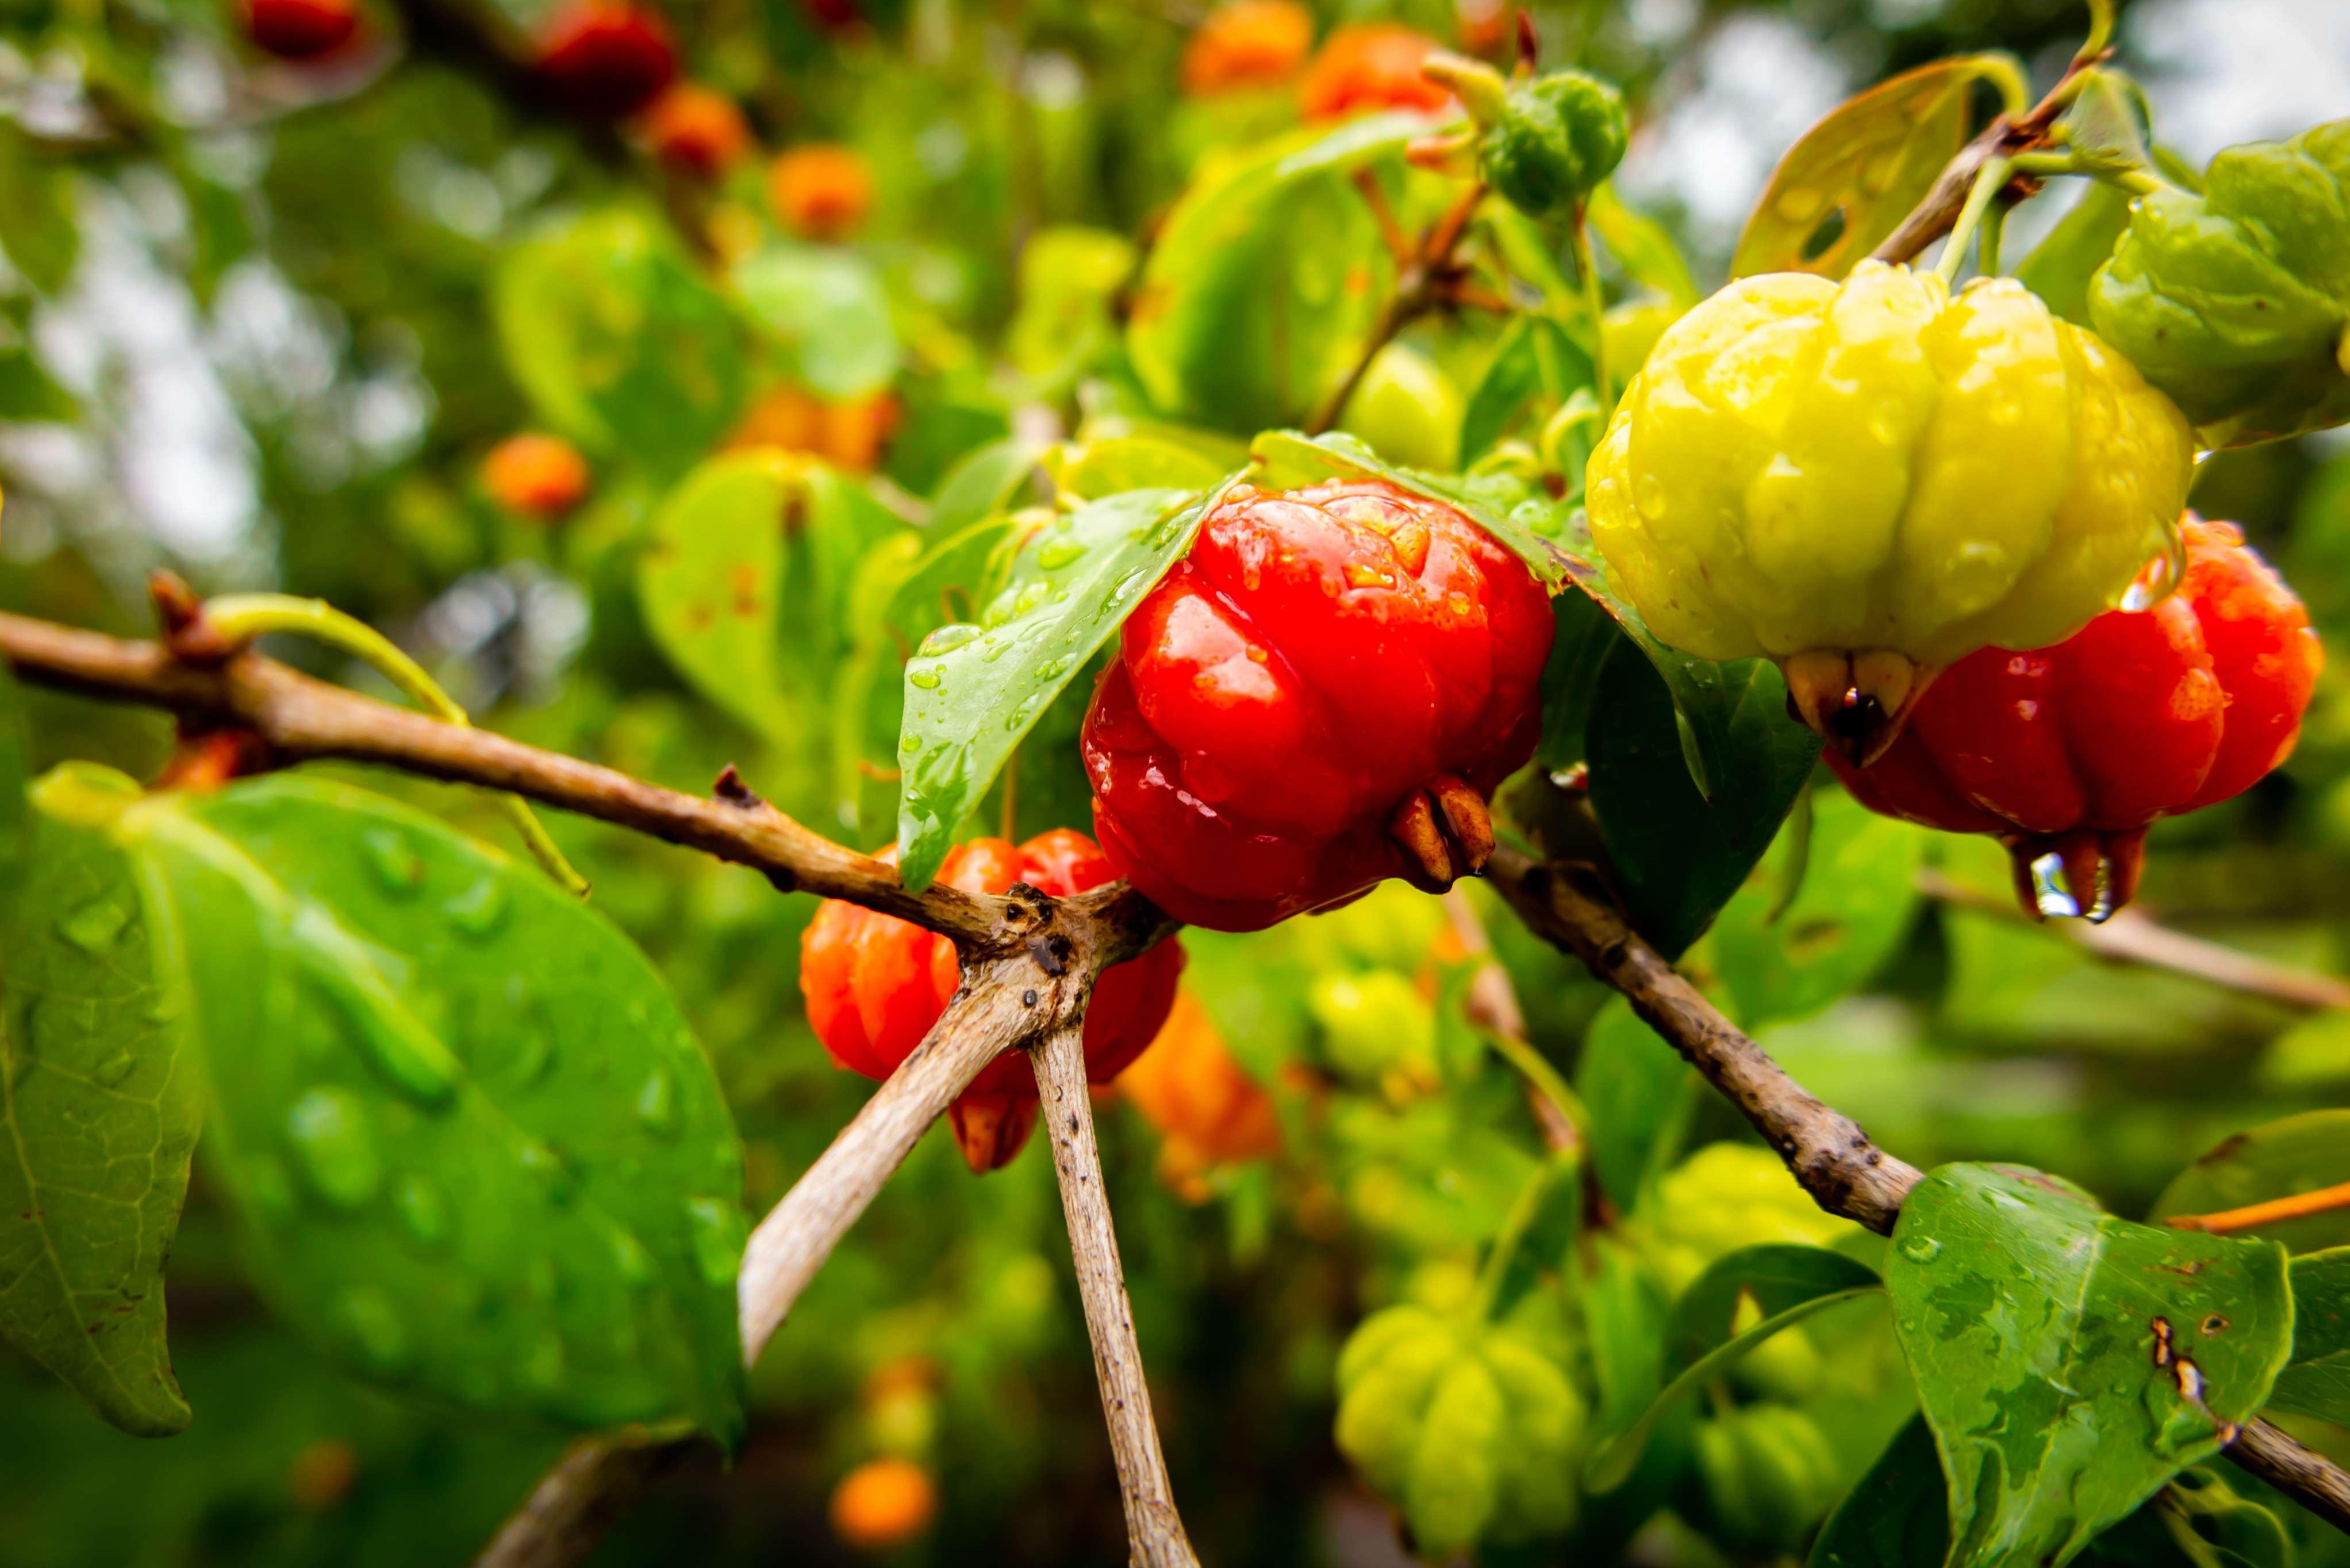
0;766;201;1437
120;776;746;1441
1732;59;1991;279
1888;1163;2292;1568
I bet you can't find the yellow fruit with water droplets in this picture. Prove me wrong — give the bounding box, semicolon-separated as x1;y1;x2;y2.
1585;262;2193;762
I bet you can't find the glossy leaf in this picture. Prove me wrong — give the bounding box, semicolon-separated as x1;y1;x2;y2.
2084;1470;2293;1568
493;208;748;478
1711;789;1928;1028
2017;182;2134;328
895;483;1227;889
0;767;201;1436
926;439;1046;535
120;777;746;1440
1888;1163;2293;1568
1809;1417;1949;1568
1127;113;1437;432
1732;59;1987;279
2152;1112;2350;1253
1460;314;1595;466
1533;586;1622;774
2264;1246;2350;1423
1668;1243;1882;1369
1587;636;1821;958
732;244;901;399
1047;436;1228;502
639;452;794;737
1588;183;1700;309
1574;996;1696;1213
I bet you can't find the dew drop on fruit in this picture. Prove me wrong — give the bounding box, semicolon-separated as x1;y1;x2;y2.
2026;852;2079;919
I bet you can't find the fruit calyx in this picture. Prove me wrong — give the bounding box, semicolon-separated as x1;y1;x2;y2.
1387;772;1495;892
1782;648;1934;765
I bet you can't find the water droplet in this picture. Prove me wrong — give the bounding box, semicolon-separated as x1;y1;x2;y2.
2121;523;2188;613
57;896;130;953
635;1067;678;1139
899;735;923;755
293;917;459;1108
362;828;427;897
979;637;1012;663
443;878;509;938
516;1137;577;1206
1039;657;1071;680
1035;539;1085;571
333;1286;410;1374
610;1229;655;1286
285;1087;382;1210
917;624;980;657
686;1197;744;1287
908;666;942;690
87;1047;135;1089
394;1173;450;1250
1899;1235;1942;1264
2026;852;2079;920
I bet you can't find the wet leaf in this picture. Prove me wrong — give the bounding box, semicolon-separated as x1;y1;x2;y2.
927;438;1046;535
120;777;746;1440
1127;113;1439;432
1047;435;1228;501
2083;1469;2292;1568
1712;789;1929;1028
639;451;794;737
1668;1243;1882;1369
0;767;201;1436
1808;1416;1949;1568
2060;70;2152;179
1460;314;1595;466
1732;59;1988;280
1586;637;1819;959
1887;1163;2293;1568
2017;182;2134;328
1574;997;1696;1214
493;208;749;480
2263;1247;2350;1423
2151;1112;2350;1253
895;483;1231;890
732;244;900;399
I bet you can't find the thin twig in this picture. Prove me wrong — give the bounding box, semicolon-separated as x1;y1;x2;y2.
1032;1023;1202;1568
2165;1179;2350;1237
477;1434;692;1568
1304;182;1488;435
1917;867;2350;1012
2231;1421;2350;1535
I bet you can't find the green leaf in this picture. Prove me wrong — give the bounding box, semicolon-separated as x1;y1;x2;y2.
120;777;746;1440
1580;1235;1670;1433
1586;637;1821;958
1711;788;1927;1028
2017;182;2134;328
639;452;794;738
2084;1470;2294;1568
1668;1242;1882;1369
1587;1279;1882;1492
1460;314;1595;466
493;208;748;480
0;341;78;422
1809;1417;1950;1568
1887;1163;2293;1568
1732;59;1987;279
0;125;79;294
2152;1112;2350;1253
1573;996;1696;1214
1588;183;1699;309
2060;70;2152;179
2264;1246;2350;1423
1047;436;1229;502
732;244;901;399
0;656;27;880
1127;113;1438;432
1533;586;1622;773
0;767;201;1436
927;438;1046;535
895;483;1227;890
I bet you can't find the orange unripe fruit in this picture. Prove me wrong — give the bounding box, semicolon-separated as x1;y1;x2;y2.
768;144;873;240
829;1457;938;1551
482;434;591;520
244;0;359;59
1181;2;1312;97
728;386;897;472
1121;990;1281;1201
1297;24;1450;122
640;83;752;177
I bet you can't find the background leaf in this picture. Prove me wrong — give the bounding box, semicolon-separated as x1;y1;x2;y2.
122;778;746;1440
639;452;794;739
1459;315;1595;467
1809;1416;1949;1568
2151;1112;2350;1252
1574;997;1698;1214
2017;182;2134;327
1588;183;1700;309
896;483;1223;889
1887;1163;2293;1568
1668;1243;1882;1369
0;766;201;1436
2263;1246;2350;1423
1731;59;1987;279
0;124;78;294
732;244;901;399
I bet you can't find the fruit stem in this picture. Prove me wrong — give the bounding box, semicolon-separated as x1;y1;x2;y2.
199;593;589;896
1933;153;2013;285
1569;209;1612;413
1469;1155;1564;1321
2165;1178;2350;1237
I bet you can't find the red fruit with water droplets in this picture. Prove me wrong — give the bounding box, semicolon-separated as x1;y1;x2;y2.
798;830;1183;1172
245;0;359;59
1829;516;2321;919
537;2;677;119
1082;478;1553;932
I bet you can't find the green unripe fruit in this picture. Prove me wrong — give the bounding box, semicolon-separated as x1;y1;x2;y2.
1334;1304;1587;1552
1308;969;1436;1084
1482;70;1627;218
1339;343;1463;471
1693;1406;1842;1553
2089;118;2350;447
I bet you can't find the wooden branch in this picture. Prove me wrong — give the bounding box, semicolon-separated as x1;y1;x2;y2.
1032;1022;1202;1568
477;1432;691;1568
1485;848;1922;1232
2230;1420;2350;1536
